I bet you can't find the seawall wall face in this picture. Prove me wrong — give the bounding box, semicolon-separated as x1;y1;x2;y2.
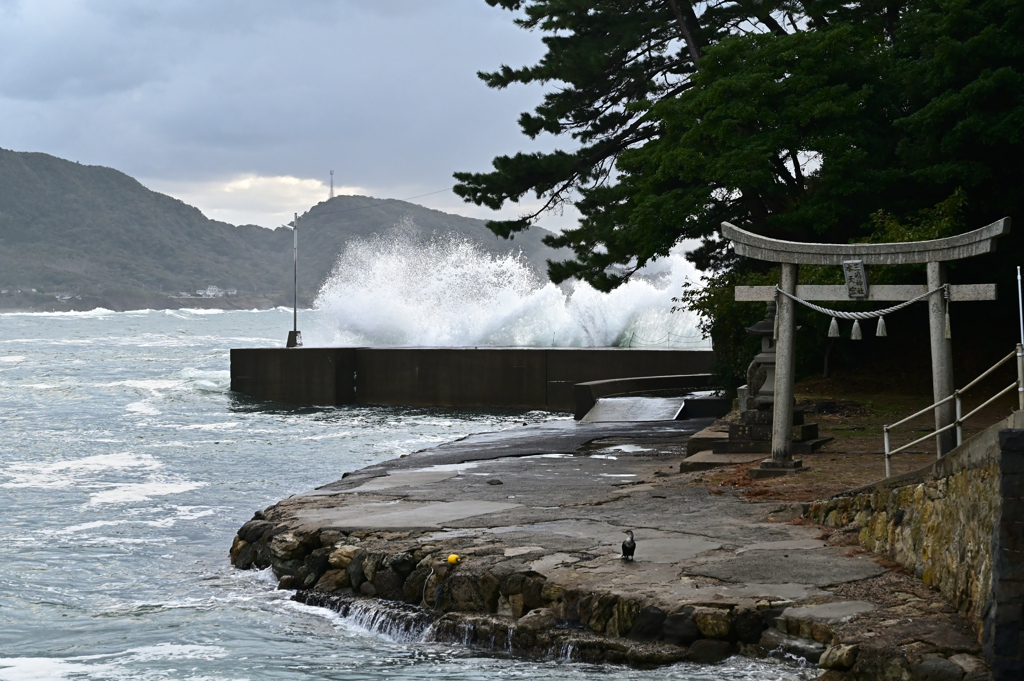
230;347;356;406
230;347;715;411
804;414;1024;677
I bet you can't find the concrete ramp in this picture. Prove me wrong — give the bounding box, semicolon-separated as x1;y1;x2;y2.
580;396;685;423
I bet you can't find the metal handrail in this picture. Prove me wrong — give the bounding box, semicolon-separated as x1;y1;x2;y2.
883;343;1024;478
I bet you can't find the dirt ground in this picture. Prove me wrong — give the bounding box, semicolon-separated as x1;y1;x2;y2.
697;373;1020;503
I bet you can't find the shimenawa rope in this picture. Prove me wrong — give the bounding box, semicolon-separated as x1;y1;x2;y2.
773;284;950;340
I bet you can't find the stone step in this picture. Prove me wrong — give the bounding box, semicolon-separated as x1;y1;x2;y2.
729;423;819;442
714;435;833;456
678;450;768;472
740;409;805;426
712;440;771;454
792;437;833;455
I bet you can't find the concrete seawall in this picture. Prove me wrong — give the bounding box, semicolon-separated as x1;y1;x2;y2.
230;347;715;410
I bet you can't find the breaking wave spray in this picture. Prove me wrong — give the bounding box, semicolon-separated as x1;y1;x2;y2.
308;225;708;348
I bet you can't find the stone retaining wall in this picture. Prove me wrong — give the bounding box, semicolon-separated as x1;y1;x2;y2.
803;413;1024;678
229;524;793;667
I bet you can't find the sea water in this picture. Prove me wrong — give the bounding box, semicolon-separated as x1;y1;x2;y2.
0;309;810;680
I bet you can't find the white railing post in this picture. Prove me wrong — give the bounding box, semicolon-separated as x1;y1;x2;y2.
1017;342;1023;411
955;391;963;447
884;426;891;478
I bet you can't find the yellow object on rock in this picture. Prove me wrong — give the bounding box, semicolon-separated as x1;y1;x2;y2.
447;554;461;565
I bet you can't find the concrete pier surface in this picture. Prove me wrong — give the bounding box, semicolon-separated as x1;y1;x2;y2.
230;415;988;678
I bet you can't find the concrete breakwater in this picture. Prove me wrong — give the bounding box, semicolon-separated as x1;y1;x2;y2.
229;347;715;410
228;417;999;678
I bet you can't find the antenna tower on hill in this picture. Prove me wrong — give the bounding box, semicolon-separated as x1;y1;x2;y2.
329;170;335;199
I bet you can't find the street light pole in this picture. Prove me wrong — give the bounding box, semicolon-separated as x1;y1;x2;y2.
286;212;302;348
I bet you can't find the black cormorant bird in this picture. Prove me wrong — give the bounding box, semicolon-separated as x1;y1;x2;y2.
621;530;636;561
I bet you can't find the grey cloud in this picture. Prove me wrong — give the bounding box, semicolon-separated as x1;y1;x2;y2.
0;0;557;222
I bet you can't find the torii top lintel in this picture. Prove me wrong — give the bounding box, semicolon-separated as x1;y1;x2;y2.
722;218;1010;265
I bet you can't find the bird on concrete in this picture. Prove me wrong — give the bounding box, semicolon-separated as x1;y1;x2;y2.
621;530;636;561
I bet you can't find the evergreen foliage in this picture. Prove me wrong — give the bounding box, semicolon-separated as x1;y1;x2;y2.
457;0;1024;383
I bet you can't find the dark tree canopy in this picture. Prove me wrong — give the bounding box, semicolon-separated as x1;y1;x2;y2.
455;0;1024;289
456;0;1024;384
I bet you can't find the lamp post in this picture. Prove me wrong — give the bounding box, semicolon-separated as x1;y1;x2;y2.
286;212;302;348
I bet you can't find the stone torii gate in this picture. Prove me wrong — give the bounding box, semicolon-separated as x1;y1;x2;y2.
722;217;1010;475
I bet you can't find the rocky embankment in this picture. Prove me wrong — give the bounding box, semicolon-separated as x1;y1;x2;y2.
229;419;991;679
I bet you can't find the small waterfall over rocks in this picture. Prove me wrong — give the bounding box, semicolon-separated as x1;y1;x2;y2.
293;591;688;665
298;591;437;642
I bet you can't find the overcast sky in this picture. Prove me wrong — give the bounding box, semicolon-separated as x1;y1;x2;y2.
0;0;581;230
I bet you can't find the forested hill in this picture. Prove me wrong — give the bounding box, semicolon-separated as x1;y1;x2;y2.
0;148;562;311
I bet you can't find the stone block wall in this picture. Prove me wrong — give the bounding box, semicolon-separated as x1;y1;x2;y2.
804;414;1024;678
805;459;998;630
984;429;1024;678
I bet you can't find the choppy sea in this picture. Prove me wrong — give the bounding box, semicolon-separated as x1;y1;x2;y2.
0;309;811;680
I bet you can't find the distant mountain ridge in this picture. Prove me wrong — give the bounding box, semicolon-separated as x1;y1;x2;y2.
0;148;563;310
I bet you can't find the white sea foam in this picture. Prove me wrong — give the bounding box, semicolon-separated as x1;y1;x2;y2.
88;480;206;505
309;227;709;348
102;379;184;391
0;644;228;681
125;401;161;416
0;308;117;318
177;422;238;431
175;308;226;315
0;355;26;363
0;452;162;489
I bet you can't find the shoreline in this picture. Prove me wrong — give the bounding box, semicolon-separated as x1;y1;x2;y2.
0;292;289;314
229;417;988;678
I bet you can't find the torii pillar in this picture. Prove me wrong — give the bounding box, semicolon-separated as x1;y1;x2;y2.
723;218;1009;472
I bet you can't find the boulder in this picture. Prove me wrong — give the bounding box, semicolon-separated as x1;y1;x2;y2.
272;559;303;580
628;605;667;642
733;605;767;644
328;545;360;569
230;537;256;569
346;550;368;590
517;607;557;632
238;520;273;544
962;672;992;681
662;608;700;646
587;594;620;634
819;644;859;671
478;571;501;613
540;582;565;604
403;565;430;605
387;552;416;578
915;657;966;681
607;598;640;638
522;577;546;611
313;569;352;592
760;628;825;664
508;593;526;619
684;639;734;664
694;607;733;640
447;574;485;612
362;553;384;582
270;532;306;561
500;572;527;597
373;568;406;601
359;581;378;597
277;575;301;590
318;529;347;547
303;548;333;585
